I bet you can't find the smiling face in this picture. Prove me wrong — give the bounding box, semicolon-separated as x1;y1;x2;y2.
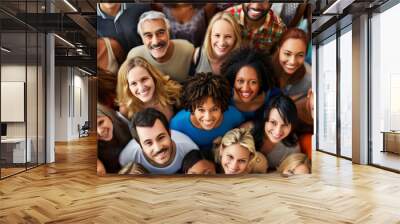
243;2;271;21
136;119;173;166
221;144;251;174
278;38;307;75
283;163;310;176
234;66;261;103
210;19;236;59
127;66;155;104
264;108;292;144
187;160;216;175
97;115;113;141
140;19;170;62
192;97;223;130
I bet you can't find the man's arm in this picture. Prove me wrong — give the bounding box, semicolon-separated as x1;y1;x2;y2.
119;139;141;166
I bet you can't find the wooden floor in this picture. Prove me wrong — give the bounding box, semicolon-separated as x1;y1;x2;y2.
1;136;400;223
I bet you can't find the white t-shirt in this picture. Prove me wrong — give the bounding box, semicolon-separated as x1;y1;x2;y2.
119;130;198;174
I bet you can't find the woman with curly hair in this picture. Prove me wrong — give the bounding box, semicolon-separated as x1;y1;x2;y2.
116;56;181;120
170;72;244;150
221;47;280;122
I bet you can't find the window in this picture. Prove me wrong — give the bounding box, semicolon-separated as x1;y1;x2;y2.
317;35;337;154
339;27;352;158
370;2;400;171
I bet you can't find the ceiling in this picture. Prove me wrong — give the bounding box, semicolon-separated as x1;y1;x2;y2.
0;0;96;74
312;0;390;43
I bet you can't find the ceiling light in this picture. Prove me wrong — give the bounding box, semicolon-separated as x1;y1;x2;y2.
1;47;11;53
54;34;75;48
63;0;78;12
78;67;93;76
323;0;355;15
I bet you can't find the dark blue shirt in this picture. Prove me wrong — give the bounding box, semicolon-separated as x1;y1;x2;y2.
97;3;151;53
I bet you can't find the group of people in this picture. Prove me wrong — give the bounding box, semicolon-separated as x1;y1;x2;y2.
97;2;314;176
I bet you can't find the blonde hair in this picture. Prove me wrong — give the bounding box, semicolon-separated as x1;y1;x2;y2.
214;128;256;166
277;153;311;177
116;56;181;119
203;12;242;60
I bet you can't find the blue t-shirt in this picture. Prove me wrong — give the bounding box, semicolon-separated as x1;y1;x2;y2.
170;106;245;150
230;88;281;121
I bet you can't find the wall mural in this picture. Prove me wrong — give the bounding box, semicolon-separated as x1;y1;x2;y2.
96;2;313;176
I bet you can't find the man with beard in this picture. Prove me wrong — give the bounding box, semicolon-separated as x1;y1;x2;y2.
126;11;195;83
119;108;198;174
226;1;286;54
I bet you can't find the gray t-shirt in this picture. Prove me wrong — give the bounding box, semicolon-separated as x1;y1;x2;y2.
127;39;194;83
267;142;300;169
119;130;199;174
283;63;311;97
195;46;213;74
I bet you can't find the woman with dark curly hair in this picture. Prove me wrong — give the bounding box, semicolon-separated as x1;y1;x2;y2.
251;94;300;169
170;72;244;150
221;48;280;122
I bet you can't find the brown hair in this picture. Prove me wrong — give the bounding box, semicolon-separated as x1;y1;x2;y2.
116;56;181;119
273;28;308;86
97;68;117;108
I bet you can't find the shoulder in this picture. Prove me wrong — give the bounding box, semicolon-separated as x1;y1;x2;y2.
173;39;195;51
170;110;191;127
278;141;300;152
127;45;145;58
269;10;286;28
171;130;199;150
171;110;190;121
118;139;141;166
225;4;242;17
225;106;245;122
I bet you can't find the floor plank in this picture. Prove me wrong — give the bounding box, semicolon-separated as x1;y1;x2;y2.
0;135;399;223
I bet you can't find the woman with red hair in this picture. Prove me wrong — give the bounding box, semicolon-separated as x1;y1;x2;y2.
272;28;313;156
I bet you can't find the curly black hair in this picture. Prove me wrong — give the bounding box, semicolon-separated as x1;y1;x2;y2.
182;72;231;113
220;47;277;94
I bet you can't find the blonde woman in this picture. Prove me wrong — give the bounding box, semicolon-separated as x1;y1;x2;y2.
277;153;310;177
193;12;242;75
116;56;181;120
214;128;267;174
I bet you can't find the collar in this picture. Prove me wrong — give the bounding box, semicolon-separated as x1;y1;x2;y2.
238;4;273;32
97;3;126;21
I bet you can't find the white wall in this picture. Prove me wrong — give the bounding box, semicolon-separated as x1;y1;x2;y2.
54;67;89;141
1;65;35;137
